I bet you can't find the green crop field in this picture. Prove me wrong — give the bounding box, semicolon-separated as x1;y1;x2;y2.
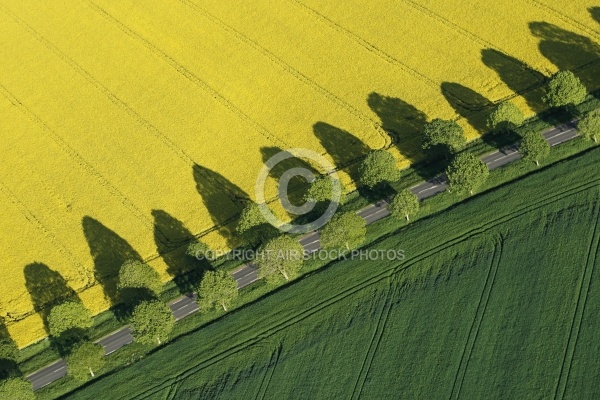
64;147;600;400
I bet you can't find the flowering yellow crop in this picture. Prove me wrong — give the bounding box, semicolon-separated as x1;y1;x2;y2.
0;0;597;346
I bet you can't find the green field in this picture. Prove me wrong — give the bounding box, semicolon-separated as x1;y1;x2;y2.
65;146;600;399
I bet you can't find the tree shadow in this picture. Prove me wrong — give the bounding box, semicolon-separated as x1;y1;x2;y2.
313;122;370;184
118;288;158;314
23;263;77;332
481;48;547;112
192;164;248;248
0;317;18;379
529;21;600;90
367;92;427;162
441;82;494;134
591;7;600;25
357;182;397;204
82;217;142;307
260;146;318;207
23;263;87;354
152;210;210;294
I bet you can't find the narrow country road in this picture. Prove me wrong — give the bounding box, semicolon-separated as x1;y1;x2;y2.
25;119;581;391
27;293;199;390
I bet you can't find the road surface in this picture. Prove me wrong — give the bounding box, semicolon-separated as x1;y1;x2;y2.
483;144;522;169
25;117;583;391
26;359;67;391
27;293;200;389
544;120;578;146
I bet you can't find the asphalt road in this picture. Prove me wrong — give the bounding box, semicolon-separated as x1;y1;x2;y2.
408;122;579;199
27;293;201;390
26;359;67;391
231;201;398;290
25;117;583;391
410;174;449;201
232;263;259;289
97;327;133;356
483;143;522;169
543;120;579;146
169;293;199;321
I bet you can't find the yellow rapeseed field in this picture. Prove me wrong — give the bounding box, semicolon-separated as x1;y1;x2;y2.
0;0;598;346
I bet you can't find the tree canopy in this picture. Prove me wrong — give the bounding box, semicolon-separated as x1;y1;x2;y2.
198;270;238;312
320;212;366;251
0;338;18;378
390;190;420;221
236;201;279;244
256;235;304;284
186;241;211;260
446;153;489;195
305;176;344;204
422;118;466;156
236;201;265;234
542;70;587;108
578;110;600;142
487;101;525;132
117;260;163;297
47;301;92;339
358;150;399;188
520;129;550;166
0;378;34;400
0;339;17;365
66;342;105;381
130;300;175;345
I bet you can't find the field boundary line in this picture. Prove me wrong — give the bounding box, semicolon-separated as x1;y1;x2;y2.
179;0;390;147
349;282;396;400
82;0;290;151
526;0;600;40
0;3;256;247
254;344;282;400
553;198;600;400
285;0;439;90
448;235;503;400
131;179;600;399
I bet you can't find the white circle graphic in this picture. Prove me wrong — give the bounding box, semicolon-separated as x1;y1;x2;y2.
255;148;341;234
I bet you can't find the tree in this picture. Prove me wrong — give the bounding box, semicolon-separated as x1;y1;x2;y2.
542;70;587;108
0;339;17;365
446;153;489;195
66;342;105;381
197;270;238;312
0;378;34;400
320;212;366;251
236;201;278;244
0;338;18;378
130;300;175;345
117;260;162;298
578;110;600;142
422;118;466;156
186;241;212;260
47;301;92;339
358;150;399;188
305;176;344;204
256;236;304;284
520;129;550;166
390;190;420;221
487;101;525;133
236;201;264;234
